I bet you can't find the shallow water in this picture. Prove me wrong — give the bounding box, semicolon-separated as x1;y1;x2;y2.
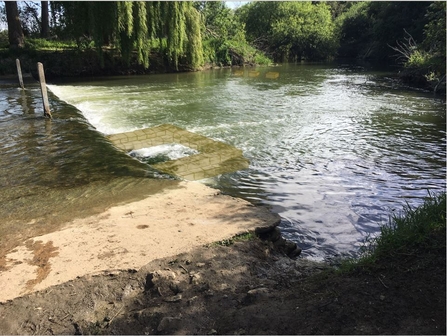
2;63;445;260
0;81;179;255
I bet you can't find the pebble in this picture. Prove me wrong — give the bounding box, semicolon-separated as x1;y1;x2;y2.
247;287;269;296
164;294;182;303
157;317;181;332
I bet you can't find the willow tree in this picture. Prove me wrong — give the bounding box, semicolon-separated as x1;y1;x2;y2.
55;1;204;70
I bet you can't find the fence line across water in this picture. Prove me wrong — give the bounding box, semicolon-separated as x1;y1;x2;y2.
15;58;52;119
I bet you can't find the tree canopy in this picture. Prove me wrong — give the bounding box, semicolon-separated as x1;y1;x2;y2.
195;1;268;66
1;1;445;79
239;1;337;61
48;1;203;70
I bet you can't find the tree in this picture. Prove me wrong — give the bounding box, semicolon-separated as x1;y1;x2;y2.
368;1;430;61
334;2;373;59
41;1;49;38
5;1;25;48
241;1;337;62
423;2;446;60
271;2;337;61
335;1;432;62
54;1;204;70
196;1;252;66
239;1;279;45
389;2;446;81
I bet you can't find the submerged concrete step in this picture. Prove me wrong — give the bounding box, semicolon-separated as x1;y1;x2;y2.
106;124;249;180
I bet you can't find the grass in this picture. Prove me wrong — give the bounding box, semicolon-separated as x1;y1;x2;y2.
207;231;256;247
339;191;446;273
24;38;78;51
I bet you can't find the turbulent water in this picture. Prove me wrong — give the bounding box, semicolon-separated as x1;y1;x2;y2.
2;63;445;260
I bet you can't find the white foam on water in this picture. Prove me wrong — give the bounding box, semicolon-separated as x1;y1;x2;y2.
48;84;145;134
130;144;199;161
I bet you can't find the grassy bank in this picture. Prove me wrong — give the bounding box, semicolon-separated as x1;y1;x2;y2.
340;191;446;273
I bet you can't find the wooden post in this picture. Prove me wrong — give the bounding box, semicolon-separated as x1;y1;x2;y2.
16;59;24;89
37;62;52;119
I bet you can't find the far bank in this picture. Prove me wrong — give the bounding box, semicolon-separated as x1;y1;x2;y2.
1;48;444;95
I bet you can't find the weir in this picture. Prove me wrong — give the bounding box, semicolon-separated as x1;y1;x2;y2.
107;124;249;180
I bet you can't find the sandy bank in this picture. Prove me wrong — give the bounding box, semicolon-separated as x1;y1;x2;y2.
0;181;279;302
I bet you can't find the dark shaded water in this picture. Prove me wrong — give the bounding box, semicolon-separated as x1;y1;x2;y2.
1;63;445;260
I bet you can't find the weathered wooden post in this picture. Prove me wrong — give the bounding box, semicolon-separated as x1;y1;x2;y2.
37;62;52;119
16;59;24;89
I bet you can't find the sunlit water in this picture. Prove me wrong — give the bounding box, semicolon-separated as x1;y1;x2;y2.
1;63;445;260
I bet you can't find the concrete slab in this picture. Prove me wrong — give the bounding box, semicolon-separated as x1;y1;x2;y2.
106;124;249;180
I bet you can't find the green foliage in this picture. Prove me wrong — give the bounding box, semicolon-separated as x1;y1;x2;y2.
5;0;443;76
326;1;357;20
134;2;149;68
423;2;446;57
0;30;9;49
208;232;255;247
202;33;271;67
185;6;204;70
335;1;432;61
378;192;445;251
421;1;446;76
272;2;337;61
339;192;446;273
166;2;187;70
117;1;133;38
334;2;373;58
49;1;204;70
197;1;271;66
24;38;77;51
237;1;279;44
253;52;272;66
241;1;337;62
369;2;430;60
405;50;432;69
384;2;446;82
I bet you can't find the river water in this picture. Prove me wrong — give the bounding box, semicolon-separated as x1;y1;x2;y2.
1;63;445;260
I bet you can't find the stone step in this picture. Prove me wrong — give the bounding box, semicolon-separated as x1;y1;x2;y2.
106;124;249;180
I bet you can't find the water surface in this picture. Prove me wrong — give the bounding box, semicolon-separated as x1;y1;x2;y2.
2;63;445;260
0;81;179;255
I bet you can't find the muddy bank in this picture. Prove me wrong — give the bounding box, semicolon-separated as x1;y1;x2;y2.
0;181;287;303
0;234;444;335
0;238;323;335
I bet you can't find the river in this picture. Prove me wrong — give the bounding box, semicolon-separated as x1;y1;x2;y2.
1;63;445;260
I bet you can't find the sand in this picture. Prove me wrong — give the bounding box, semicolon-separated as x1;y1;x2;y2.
0;181;279;302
